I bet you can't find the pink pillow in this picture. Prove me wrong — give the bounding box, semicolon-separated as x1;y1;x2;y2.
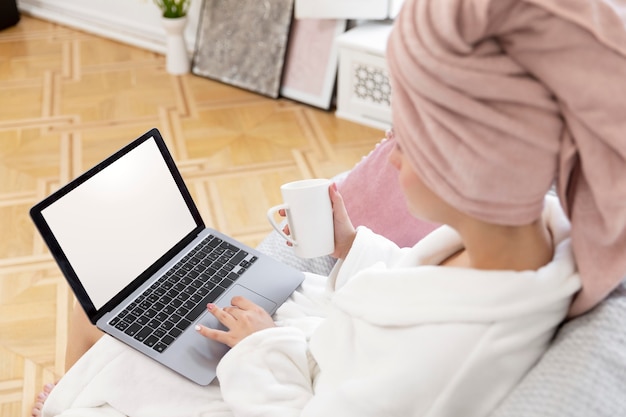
337;137;439;248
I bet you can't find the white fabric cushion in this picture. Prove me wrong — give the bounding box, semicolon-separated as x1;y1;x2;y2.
490;280;626;417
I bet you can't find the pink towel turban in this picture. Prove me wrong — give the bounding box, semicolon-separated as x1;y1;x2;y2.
387;0;626;317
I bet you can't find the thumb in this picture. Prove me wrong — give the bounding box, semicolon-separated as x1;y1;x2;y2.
329;183;355;234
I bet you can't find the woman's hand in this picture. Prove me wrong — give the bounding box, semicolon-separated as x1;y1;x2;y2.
328;182;356;259
195;296;275;348
279;183;356;259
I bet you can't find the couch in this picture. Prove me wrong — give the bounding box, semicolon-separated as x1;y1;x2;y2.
256;137;626;416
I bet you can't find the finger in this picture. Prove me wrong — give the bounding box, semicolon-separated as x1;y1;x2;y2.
330;183;353;225
223;305;241;318
330;183;346;221
230;296;259;311
207;303;237;326
278;208;286;217
195;324;233;346
282;224;293;246
329;182;342;207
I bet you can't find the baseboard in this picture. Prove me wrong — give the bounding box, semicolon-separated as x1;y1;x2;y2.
19;0;199;54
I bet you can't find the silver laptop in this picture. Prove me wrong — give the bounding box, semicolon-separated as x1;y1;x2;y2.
30;128;305;385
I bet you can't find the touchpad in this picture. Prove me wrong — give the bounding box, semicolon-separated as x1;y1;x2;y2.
216;285;277;314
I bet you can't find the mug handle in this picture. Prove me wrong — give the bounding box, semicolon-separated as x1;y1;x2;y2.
266;204;297;246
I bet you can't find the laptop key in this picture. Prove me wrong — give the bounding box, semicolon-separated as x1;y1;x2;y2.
175;306;189;317
200;259;213;267
168;327;183;338
176;318;192;331
122;314;138;324
207;237;221;248
153;342;167;353
161;334;175;347
130;305;144;316
144;335;159;348
147;319;160;329
162;305;175;315
185;301;209;322
175;292;190;302
219;241;238;252
208;285;226;301
134;327;152;342
184;282;231;323
114;321;129;331
189;293;203;303
223;273;238;285
231;250;247;265
125;323;141;337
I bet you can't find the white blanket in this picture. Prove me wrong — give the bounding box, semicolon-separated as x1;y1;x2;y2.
44;197;580;417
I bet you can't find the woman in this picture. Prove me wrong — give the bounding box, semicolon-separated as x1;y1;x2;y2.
36;0;626;416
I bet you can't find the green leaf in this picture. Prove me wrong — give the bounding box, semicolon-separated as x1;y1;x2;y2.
154;0;189;18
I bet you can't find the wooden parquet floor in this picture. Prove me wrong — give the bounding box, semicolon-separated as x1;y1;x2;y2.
0;16;384;416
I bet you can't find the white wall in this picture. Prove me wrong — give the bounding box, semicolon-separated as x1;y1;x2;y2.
19;0;202;54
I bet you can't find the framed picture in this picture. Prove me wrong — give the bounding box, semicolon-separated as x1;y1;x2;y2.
280;19;347;109
192;0;294;98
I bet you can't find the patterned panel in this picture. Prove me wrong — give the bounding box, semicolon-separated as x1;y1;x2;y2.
353;64;391;106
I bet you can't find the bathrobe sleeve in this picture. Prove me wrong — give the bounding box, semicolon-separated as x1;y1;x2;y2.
328;226;417;291
215;326;315;417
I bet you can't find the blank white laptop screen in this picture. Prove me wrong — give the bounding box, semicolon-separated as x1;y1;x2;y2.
41;138;196;309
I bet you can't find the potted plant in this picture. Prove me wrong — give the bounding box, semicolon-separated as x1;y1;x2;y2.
154;0;190;18
154;0;191;74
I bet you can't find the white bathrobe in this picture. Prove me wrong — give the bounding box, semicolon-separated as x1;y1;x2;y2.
43;197;580;417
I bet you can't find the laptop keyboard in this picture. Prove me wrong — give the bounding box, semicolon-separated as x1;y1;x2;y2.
108;234;258;353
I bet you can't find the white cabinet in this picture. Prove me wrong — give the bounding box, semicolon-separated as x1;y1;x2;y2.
295;0;404;20
336;23;393;130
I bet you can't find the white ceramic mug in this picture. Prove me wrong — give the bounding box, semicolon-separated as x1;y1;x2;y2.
267;178;335;258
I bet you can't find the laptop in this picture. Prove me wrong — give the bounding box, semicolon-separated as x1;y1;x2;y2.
30;128;305;385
